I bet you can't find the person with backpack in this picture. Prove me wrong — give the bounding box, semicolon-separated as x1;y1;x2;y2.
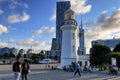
12;57;22;80
74;62;81;77
21;59;30;80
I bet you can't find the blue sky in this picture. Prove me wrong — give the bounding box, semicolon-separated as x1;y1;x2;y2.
0;0;120;53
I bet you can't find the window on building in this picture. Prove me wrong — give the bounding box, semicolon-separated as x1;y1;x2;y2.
79;61;82;66
73;32;75;39
85;61;88;66
73;46;74;52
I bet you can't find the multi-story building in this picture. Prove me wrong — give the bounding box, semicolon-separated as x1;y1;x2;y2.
50;1;70;60
92;38;120;50
51;38;56;50
18;49;25;57
0;47;18;56
26;49;34;57
55;1;70;50
10;47;18;56
0;47;10;55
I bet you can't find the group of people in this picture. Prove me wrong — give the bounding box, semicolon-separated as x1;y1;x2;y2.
62;62;92;77
12;57;30;80
108;65;118;75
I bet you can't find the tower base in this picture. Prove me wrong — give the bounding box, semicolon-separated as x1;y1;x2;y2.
60;58;77;68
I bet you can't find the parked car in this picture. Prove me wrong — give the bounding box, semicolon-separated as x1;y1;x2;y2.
38;59;58;64
51;60;58;63
0;61;3;64
38;59;51;64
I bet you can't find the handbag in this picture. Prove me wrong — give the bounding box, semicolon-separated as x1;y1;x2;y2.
28;69;31;73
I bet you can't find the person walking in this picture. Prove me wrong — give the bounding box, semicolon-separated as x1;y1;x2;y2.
12;57;21;80
74;62;81;77
21;59;30;80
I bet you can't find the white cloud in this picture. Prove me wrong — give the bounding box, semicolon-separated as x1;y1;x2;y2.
0;9;4;14
7;12;30;23
8;38;15;43
0;24;8;35
21;12;30;21
50;0;91;21
9;0;28;9
70;0;92;14
17;38;34;46
0;42;8;47
84;8;120;53
114;32;120;38
50;9;56;21
23;3;29;9
16;38;51;52
34;26;56;37
101;10;108;15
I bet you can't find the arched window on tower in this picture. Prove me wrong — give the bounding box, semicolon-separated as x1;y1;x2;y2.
72;32;75;39
73;46;75;52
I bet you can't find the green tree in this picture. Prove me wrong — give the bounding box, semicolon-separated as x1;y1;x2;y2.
90;44;111;66
10;52;15;58
3;52;10;59
24;54;27;58
107;52;120;68
113;43;120;52
31;54;40;63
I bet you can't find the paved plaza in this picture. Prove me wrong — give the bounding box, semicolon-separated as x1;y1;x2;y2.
0;64;120;80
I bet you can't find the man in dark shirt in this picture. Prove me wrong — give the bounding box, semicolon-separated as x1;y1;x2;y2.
13;57;21;80
21;59;30;80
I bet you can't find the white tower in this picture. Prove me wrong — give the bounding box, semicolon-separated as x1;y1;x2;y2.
60;8;78;68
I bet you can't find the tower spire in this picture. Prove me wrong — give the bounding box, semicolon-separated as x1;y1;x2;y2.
80;15;83;29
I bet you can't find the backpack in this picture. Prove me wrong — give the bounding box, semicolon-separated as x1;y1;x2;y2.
75;63;80;69
13;62;19;72
22;63;29;71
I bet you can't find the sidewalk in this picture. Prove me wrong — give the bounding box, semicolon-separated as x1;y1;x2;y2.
0;64;120;80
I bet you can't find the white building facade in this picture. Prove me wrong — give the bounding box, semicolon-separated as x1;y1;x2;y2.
60;8;78;68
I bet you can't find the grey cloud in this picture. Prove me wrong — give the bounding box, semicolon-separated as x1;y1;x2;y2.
84;8;120;53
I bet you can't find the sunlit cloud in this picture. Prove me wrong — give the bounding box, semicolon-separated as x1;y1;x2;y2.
17;38;34;47
50;9;56;21
8;38;15;43
34;26;56;37
70;0;91;14
101;10;108;15
0;42;8;47
0;24;8;35
7;12;30;23
84;8;120;53
16;38;51;52
50;0;91;21
8;0;29;9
